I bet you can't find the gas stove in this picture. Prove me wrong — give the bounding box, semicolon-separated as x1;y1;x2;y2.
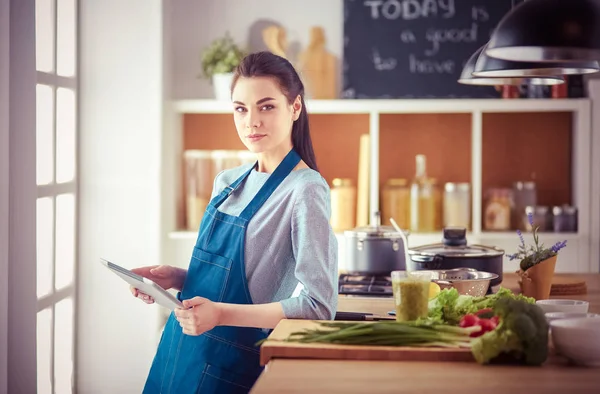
338;273;500;297
338;273;393;297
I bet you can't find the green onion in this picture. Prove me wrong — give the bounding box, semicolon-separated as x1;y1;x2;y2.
260;321;478;348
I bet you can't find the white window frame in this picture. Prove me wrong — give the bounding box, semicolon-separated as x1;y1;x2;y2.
35;0;79;393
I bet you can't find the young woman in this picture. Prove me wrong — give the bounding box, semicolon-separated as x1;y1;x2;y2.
130;51;339;393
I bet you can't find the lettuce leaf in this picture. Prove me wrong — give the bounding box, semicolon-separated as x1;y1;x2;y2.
426;287;535;325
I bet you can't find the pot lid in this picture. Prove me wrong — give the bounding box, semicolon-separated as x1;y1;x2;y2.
409;243;504;258
408;227;504;258
344;211;410;238
344;225;408;238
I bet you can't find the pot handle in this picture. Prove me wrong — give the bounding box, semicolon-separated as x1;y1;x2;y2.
410;254;444;269
410;254;436;263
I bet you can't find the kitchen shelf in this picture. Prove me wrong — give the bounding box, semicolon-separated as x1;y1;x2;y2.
168;229;580;242
162;97;597;274
174;98;589;115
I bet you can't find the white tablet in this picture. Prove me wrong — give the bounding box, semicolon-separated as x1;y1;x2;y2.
100;258;184;310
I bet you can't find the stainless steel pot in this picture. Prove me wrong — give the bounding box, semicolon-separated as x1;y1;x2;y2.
407;227;504;287
344;213;409;275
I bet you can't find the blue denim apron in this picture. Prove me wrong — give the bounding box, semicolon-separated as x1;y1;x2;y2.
143;149;301;394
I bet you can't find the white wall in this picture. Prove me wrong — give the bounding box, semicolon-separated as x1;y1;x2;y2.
0;0;9;391
2;1;38;393
590;79;600;272
78;0;165;392
170;0;343;99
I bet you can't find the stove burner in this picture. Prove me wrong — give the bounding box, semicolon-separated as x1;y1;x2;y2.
338;273;393;297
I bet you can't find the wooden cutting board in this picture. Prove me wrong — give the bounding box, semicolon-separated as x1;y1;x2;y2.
297;26;336;99
259;319;474;366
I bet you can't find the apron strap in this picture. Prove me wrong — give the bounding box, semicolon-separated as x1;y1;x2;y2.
239;149;301;221
211;163;257;209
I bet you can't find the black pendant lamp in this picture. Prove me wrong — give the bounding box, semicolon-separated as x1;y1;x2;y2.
458;46;564;86
473;45;600;78
486;0;600;62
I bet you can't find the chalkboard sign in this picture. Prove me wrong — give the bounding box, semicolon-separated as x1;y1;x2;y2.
343;0;521;99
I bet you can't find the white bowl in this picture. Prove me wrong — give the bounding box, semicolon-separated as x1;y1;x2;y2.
535;299;589;314
550;318;600;367
545;312;600;323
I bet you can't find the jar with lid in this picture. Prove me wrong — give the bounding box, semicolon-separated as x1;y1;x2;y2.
211;150;242;180
512;181;537;230
410;155;438;232
525;206;552;232
484;188;513;231
184;150;213;231
238;150;257;167
443;182;471;230
381;178;410;229
552;205;578;233
330;178;357;233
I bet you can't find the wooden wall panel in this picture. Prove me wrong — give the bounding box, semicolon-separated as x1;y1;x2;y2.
183;114;245;150
182;113;370;188
308;114;370;187
482;112;572;207
379;113;472;187
179;111;573;231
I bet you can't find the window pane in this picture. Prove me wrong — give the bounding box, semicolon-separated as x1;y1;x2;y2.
37;197;54;298
56;88;76;183
35;0;54;73
36;84;54;185
55;194;75;289
37;308;53;394
54;297;74;394
56;0;76;77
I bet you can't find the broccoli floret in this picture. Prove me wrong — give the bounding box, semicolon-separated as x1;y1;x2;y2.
470;297;549;366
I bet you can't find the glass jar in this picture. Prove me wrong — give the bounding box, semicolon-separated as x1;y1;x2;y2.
526;205;551;231
380;178;410;229
211;150;241;180
512;181;537;230
443;182;471;230
238;150;257;167
330;178;357;233
552;205;578;233
484;188;513;231
184;150;213;231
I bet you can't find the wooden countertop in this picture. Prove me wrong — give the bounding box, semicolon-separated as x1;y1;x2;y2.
251;273;600;394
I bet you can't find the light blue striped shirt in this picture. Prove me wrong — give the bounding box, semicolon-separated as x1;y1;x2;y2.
210;163;339;320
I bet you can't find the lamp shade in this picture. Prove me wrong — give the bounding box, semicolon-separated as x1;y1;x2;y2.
473;47;599;78
486;0;600;62
458;46;564;86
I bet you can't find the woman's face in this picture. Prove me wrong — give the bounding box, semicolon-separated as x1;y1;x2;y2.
231;76;301;155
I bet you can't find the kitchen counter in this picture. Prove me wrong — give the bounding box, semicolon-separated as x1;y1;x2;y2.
251;273;600;394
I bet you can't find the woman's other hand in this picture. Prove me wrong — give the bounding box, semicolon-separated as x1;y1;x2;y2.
174;297;221;335
129;265;183;304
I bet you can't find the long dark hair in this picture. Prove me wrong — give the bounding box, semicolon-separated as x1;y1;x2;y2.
231;51;319;172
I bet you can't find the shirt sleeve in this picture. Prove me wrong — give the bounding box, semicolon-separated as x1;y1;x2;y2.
280;179;339;320
210;170;226;199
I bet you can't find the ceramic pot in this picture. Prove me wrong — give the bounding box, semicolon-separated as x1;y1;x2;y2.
212;72;234;100
518;255;557;300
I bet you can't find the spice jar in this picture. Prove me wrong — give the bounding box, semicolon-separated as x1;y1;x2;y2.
330;178;356;233
552;205;578;233
444;182;471;230
512;181;537;230
184;150;213;231
381;178;410;229
484;188;513;231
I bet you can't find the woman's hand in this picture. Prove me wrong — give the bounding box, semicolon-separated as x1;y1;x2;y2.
174;297;222;336
129;265;185;304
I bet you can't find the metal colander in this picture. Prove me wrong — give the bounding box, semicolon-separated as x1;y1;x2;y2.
420;267;499;296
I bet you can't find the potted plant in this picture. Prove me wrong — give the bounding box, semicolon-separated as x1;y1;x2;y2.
508;212;568;300
200;33;245;100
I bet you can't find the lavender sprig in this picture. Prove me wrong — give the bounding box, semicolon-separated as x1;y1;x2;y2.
507;214;568;271
527;212;534;227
